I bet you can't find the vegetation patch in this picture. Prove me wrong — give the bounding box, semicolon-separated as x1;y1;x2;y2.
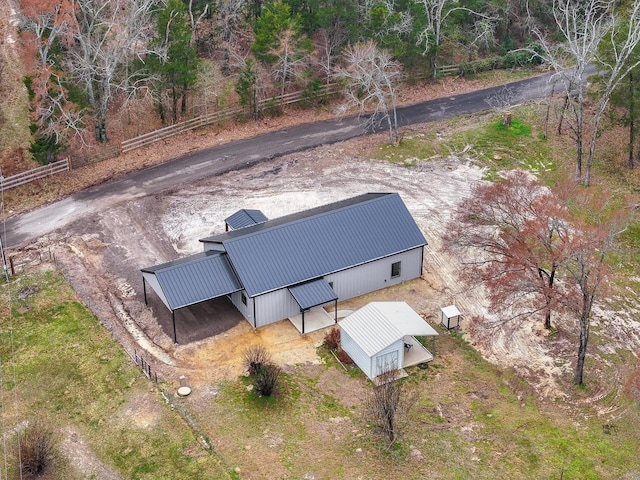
0;270;234;479
371;106;554;181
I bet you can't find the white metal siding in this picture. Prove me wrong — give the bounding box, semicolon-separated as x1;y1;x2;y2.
234;247;424;328
253;288;301;328
326;248;423;301
373;340;404;377
341;329;375;379
229;290;255;326
142;272;170;310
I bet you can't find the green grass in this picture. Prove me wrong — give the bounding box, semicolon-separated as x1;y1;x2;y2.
188;322;640;480
0;270;234;479
374;107;555;181
3;270;640;479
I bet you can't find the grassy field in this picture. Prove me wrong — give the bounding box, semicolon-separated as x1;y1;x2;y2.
0;269;235;479
1;268;639;479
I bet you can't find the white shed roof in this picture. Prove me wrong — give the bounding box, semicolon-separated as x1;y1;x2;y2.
339;302;438;357
441;305;461;318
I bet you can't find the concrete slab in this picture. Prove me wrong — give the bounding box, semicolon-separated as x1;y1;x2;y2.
289;307;336;334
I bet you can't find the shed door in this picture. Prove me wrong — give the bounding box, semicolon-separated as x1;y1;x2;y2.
375;351;399;377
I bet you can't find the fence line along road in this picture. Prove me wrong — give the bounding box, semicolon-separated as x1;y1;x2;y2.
121;83;342;154
0;158;70;192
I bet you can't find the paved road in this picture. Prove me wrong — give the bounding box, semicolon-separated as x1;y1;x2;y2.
4;71;558;248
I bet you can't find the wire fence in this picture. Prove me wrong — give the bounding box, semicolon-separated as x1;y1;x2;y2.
3;249;162;383
4;248;55;276
131;350;159;383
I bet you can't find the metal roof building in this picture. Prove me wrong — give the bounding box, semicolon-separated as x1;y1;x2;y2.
340;302;438;380
142;193;427;342
224;209;268;231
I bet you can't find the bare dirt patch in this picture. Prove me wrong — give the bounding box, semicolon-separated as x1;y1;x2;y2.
60;427;122;480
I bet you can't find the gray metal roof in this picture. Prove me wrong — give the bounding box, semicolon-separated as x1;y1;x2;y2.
201;193;427;297
225;209;268;230
141;251;242;310
289;278;338;311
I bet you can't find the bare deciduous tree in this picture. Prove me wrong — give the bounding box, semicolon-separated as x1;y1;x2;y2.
413;0;498;77
214;0;248;75
67;0;157;142
20;0;84;153
334;41;402;145
359;0;413;43
528;0;609;182
314;25;346;86
269;28;311;101
562;192;631;385
586;1;640;185
365;362;416;449
528;0;640;185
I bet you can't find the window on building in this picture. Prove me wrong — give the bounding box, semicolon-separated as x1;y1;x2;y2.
241;292;247;306
391;261;401;278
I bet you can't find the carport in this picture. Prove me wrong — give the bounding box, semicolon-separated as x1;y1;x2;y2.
141;251;242;343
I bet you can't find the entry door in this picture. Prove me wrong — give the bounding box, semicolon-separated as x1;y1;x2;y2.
375;351;399;377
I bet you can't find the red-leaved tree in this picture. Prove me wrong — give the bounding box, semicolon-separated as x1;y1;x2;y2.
446;170;632;385
446;170;571;330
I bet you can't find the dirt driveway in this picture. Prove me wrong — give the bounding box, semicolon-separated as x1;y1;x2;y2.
30;124;640;403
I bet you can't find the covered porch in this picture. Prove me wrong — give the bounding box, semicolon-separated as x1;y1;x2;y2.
288;307;335;334
288;278;338;334
402;335;434;367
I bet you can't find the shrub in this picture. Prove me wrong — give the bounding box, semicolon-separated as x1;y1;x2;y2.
263;97;282;117
19;419;56;478
243;344;271;377
254;363;281;396
323;327;341;352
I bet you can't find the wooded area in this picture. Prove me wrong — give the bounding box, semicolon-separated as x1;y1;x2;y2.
1;0;638;180
0;1;577;162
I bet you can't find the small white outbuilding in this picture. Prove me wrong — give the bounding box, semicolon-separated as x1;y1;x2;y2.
440;305;461;330
339;302;438;381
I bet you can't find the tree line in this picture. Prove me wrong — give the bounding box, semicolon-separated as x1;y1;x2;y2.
18;0;546;162
17;0;640;187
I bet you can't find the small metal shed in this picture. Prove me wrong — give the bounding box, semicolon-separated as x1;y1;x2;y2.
340;302;438;380
441;305;461;330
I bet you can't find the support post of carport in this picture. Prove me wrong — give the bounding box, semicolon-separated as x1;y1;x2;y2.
143;277;147;305
301;309;306;334
333;299;337;323
172;310;177;344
